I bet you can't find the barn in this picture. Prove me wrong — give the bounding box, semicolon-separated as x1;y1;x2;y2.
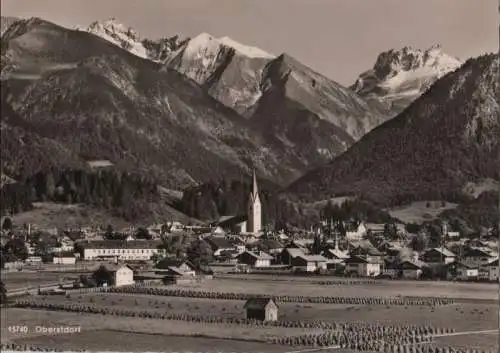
243;297;278;322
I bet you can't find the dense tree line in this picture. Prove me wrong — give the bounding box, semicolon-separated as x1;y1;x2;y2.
0;167;161;222
179;178;300;229
440;191;499;235
321;199;395;224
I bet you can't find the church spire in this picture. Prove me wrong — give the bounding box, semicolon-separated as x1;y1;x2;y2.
252;169;258;198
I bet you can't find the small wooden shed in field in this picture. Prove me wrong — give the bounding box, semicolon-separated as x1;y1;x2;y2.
243;297;278;322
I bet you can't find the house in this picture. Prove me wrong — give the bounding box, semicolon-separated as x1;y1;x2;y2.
278;247;306;265
227;236;247;253
485;259;499;282
345;221;367;241
381;259;400;279
344;256;381;277
364;223;386;235
204;236;236;257
420;248;456;266
322;248;349;262
258;239;284;255
63;230;86;243
107;264;135;287
291;255;328;272
216;215;248;234
155;259;197;277
52;252;76;265
244;297;278;322
384;247;402;263
447;262;479;281
80;240;161;261
25;256;42;265
237;251;273;268
400;260;427;280
349;245;384;263
462;247;496;268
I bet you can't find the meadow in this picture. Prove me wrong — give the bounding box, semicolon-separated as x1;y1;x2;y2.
169;277;497;301
386;200;458;224
28;293;497;332
2;274;497;352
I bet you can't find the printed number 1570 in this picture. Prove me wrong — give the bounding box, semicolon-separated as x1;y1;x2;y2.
8;326;29;333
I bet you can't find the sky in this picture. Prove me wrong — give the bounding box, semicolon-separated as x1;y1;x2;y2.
2;0;498;85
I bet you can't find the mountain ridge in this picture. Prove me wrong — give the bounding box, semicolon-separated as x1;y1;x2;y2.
76;17;390;170
351;45;462;116
286;53;499;205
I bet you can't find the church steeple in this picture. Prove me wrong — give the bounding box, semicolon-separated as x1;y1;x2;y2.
252;169;259;199
247;169;262;236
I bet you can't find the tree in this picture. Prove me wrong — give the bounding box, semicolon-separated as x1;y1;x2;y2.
104;224;114;239
0;280;6;305
92;265;113;287
135;227;152;240
427;223;443;248
410;232;429;252
187;239;213;268
311;233;324;255
383;223;398;240
160;234;189;258
2;218;12;232
4;238;28;261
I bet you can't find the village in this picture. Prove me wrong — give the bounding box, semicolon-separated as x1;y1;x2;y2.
1;172;498;353
1;172;498;289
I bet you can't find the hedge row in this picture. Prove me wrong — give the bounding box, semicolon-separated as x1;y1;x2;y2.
107;286;454;306
272;332;430;349
0;343;85;352
381;346;493;353
273;333;492;353
13;300;453;338
218;275;378;285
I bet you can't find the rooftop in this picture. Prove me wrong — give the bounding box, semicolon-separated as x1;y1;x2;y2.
244;297;277;310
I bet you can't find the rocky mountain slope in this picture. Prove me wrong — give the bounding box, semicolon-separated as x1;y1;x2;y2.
287;53;500;205
0;16;20;36
1;17;392;190
0;17;298;189
351;45;462;116
76;18;188;63
81;19;388;160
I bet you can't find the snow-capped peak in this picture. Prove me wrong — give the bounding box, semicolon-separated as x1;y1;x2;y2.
352;45;463;114
218;36;274;59
76;18;148;59
372;45;462;78
185;32;274;59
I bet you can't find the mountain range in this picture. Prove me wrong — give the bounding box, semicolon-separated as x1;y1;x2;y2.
351;45;462;116
288;53;499;205
2;16;496;224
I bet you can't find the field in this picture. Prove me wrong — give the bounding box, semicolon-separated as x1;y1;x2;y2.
386;201;458;224
9;201;195;229
1;273;497;352
27;292;497;332
1;308;325;352
9;202;132;229
1;271;80;292
9;330;293;353
171;277;497;301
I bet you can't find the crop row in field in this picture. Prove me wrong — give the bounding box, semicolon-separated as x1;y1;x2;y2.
10;330;292;353
0;343;84;352
182;278;497;301
1;308;320;344
34;292;497;332
106;286;455;306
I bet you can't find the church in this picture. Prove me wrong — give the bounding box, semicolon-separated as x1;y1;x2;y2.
214;170;262;236
246;169;262;235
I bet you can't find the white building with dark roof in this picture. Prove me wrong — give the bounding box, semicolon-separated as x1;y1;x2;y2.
80;240;161;261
